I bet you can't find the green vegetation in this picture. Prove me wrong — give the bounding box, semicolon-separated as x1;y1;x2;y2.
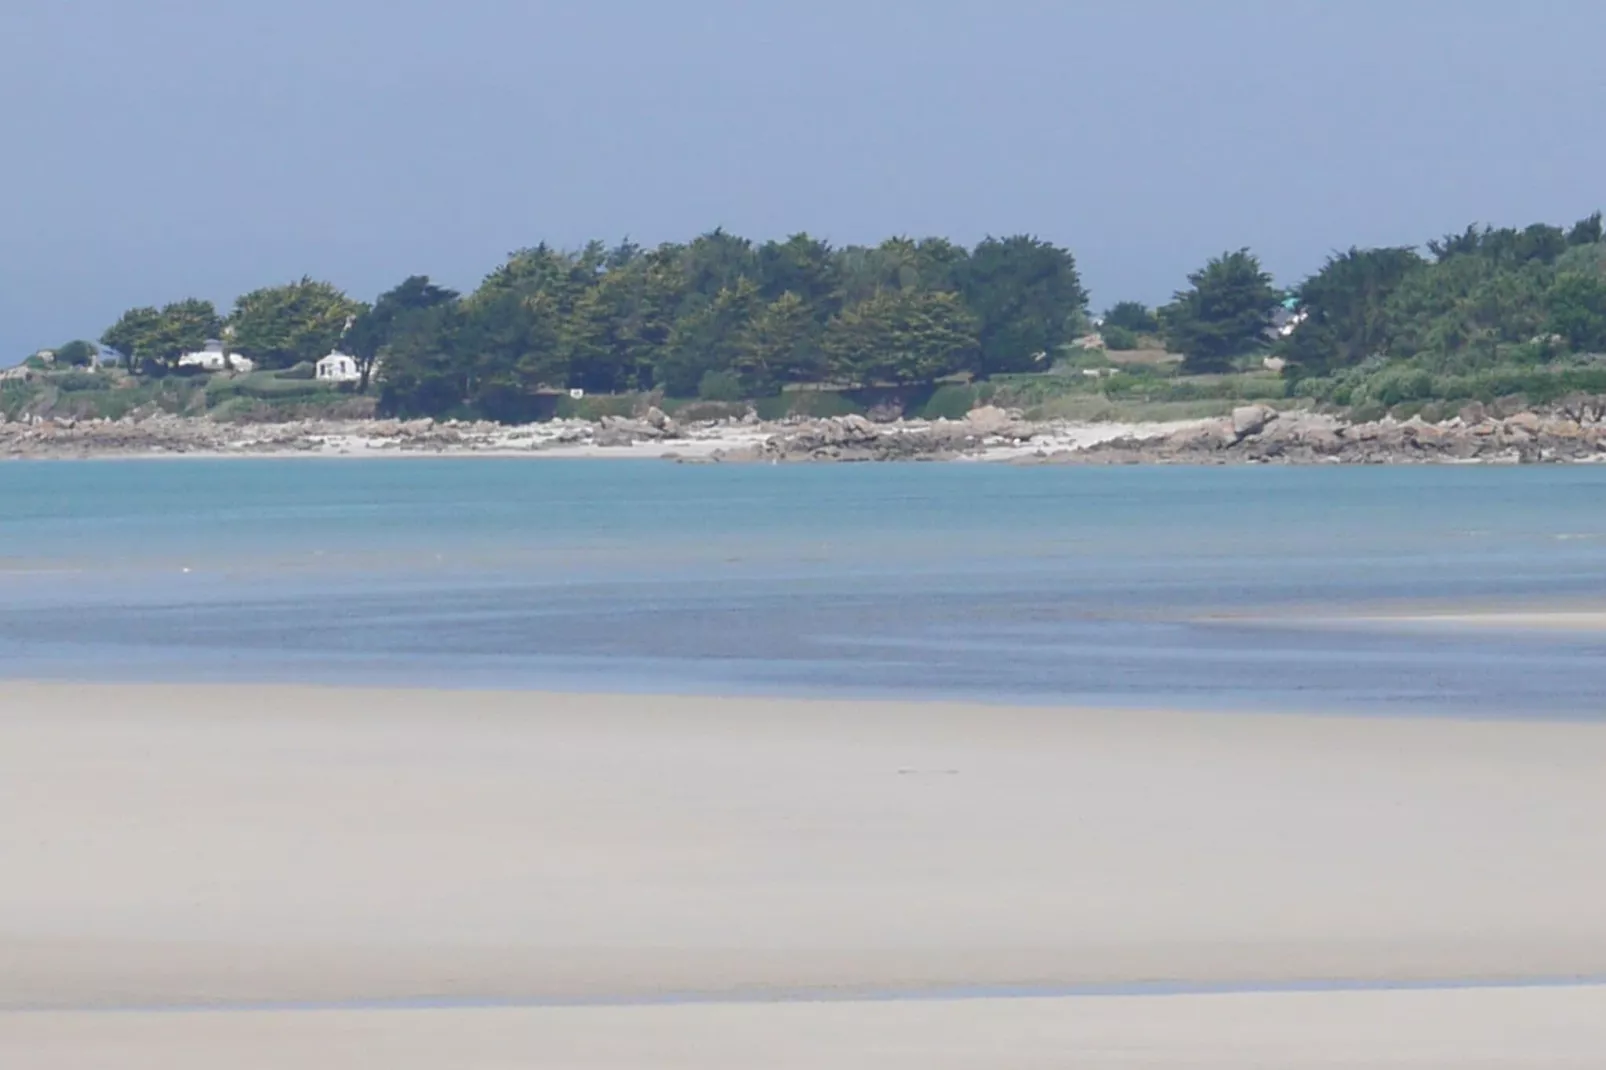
1283;214;1606;410
1102;300;1159;334
85;232;1085;421
29;211;1606;426
1160;249;1281;373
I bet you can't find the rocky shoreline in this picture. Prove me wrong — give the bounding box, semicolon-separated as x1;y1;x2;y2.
5;401;1606;464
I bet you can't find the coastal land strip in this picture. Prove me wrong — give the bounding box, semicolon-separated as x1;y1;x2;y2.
3;682;1604;1067
7;398;1606;464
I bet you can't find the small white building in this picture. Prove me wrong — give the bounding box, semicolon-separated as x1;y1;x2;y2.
178;340;253;373
316;351;361;383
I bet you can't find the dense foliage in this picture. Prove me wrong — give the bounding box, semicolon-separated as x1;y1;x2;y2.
1161;249;1281;373
1283;215;1606;391
95;232;1085;418
82;212;1606;422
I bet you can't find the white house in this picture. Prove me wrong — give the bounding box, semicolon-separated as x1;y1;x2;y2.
178;340;253;373
316;351;361;383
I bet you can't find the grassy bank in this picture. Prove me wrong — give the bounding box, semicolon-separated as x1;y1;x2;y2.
10;350;1606;427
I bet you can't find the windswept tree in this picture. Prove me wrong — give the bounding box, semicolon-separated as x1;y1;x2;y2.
822;289;978;386
1282;246;1425;378
346;276;458;391
100;306;163;368
131;299;223;371
228;278;363;370
1161;249;1279;373
733;291;820;392
657;278;764;397
957;236;1086;376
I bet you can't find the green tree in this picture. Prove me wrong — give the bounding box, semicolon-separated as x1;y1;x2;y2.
1546;272;1606;352
347;276;458;391
1102;301;1158;334
1567;212;1604;247
1383;254;1553;365
657;279;764;396
822;289;978;385
376;304;466;417
679;229;757;300
956;235;1086;376
228;278;362;370
756;233;841;317
146;299;223;370
733;291;819;392
1161;249;1279;372
53;340;97;367
1282;246;1424;377
100;306;163;368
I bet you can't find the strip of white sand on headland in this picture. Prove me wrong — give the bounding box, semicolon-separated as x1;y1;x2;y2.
3;683;1605;1067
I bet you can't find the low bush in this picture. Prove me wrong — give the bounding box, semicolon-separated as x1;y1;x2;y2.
1101;325;1140;351
696;369;744;402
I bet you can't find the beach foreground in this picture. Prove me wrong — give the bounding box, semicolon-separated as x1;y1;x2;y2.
3;683;1605;1066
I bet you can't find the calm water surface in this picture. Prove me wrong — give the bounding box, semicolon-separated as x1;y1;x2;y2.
4;459;1606;717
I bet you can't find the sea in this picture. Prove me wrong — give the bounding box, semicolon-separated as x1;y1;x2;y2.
4;458;1606;718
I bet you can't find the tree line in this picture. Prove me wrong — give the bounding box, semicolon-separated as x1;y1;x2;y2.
90;212;1606;420
98;233;1088;419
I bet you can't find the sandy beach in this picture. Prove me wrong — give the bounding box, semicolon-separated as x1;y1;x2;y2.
3;683;1605;1066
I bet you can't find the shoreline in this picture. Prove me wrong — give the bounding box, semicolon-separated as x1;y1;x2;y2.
6;401;1606;463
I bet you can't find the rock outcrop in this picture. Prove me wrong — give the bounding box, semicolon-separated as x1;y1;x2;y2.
6;402;1606;465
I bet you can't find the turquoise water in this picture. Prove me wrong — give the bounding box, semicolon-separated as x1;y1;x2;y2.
4;459;1606;716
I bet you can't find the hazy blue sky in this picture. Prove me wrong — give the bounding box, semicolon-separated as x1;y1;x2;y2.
3;1;1604;359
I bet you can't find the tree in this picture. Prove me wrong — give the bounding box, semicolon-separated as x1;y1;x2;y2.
679;229;757;301
732;291;819;392
375;304;466;417
1282;246;1424;377
100;306;163;369
756;233;841;317
1546;272;1606;352
956;236;1086;376
821;289;978;386
1161;249;1279;372
1383;254;1552;364
53;340;97;367
228;278;362;370
146;299;222;370
1567;212;1604;247
346;276;458;391
1102;301;1158;333
657;279;764;397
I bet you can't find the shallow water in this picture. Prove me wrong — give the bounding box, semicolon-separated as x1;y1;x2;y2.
4;459;1606;716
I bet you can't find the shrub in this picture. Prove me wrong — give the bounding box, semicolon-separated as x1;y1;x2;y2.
696;369;744;402
279;361;317;381
1103;301;1159;333
53;371;108;392
918;383;980;420
1101;325;1140;351
55;340;97;367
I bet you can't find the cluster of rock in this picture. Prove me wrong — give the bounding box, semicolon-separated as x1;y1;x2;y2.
0;413;497;456
6;400;1606;464
1077;403;1606;465
721;407;1033;463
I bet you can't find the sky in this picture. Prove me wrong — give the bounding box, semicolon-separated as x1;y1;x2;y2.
3;0;1605;360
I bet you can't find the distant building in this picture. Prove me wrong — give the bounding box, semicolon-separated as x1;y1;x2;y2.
316;351;361;383
177;340;252;373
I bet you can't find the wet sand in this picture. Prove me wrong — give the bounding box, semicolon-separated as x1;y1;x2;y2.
3;682;1605;1066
